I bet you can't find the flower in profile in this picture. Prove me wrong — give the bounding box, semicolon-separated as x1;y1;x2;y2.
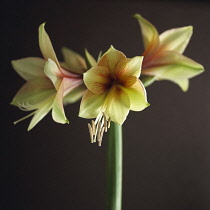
11;23;92;130
79;46;149;146
134;14;204;91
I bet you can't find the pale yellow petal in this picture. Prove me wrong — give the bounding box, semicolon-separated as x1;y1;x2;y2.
98;46;126;74
39;23;60;67
11;57;46;80
122;80;149;111
159;26;193;54
104;85;130;125
79;90;107;119
115;56;143;81
52;82;69;124
142;51;204;91
44;59;62;90
63;84;86;105
61;47;86;74
84;66;111;94
133;14;159;55
11;79;54;110
28;98;53;131
85;48;97;67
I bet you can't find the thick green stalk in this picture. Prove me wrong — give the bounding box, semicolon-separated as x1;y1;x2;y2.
106;122;123;210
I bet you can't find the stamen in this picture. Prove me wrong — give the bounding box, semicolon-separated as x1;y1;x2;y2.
97;122;102;142
91;120;96;135
88;123;94;143
108;118;111;128
87;112;111;146
103;113;108;132
98;127;105;146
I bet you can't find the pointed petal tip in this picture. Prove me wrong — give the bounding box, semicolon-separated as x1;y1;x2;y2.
11;59;18;69
39;22;46;29
186;25;193;31
10;101;15;106
110;45;115;50
132;13;142;19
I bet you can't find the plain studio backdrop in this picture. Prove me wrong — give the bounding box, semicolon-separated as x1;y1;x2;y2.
2;1;210;209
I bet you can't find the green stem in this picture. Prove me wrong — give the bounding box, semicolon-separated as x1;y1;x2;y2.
106;122;123;210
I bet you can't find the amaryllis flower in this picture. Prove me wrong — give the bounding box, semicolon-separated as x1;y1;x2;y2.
134;14;204;91
11;23;92;130
79;46;149;146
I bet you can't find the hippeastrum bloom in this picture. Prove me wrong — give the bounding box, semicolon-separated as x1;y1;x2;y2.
134;14;204;91
11;23;93;130
79;46;149;146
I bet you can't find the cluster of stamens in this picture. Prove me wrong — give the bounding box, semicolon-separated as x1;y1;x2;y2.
88;112;111;146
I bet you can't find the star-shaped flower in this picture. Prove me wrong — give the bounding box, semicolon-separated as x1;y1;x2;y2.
11;23;92;130
134;14;204;91
79;46;149;145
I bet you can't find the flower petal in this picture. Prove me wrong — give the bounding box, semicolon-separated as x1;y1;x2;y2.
122;80;149;111
159;26;193;54
44;59;62;90
11;57;46;80
79;90;107;119
84;66;111;94
39;23;60;67
141;76;156;87
174;79;189;92
63;84;86;105
11;79;55;110
142;51;204;91
28;98;53;131
52;81;69;124
98;45;126;74
133;14;159;56
115;56;143;81
85;48;97;67
62;77;83;96
61;47;86;74
104;85;130;125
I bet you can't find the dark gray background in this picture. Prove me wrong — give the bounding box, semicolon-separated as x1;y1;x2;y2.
2;1;210;209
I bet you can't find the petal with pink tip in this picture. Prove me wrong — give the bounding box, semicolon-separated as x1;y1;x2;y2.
39;23;60;67
84;66;111;94
11;57;46;80
133;14;159;55
98;46;126;74
159;26;193;54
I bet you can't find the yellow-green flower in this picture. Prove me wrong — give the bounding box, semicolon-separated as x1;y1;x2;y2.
79;46;149;145
134;14;204;91
11;23;92;130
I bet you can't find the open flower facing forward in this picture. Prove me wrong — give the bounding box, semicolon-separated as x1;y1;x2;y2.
11;23;92;130
134;14;204;91
79;46;149;146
